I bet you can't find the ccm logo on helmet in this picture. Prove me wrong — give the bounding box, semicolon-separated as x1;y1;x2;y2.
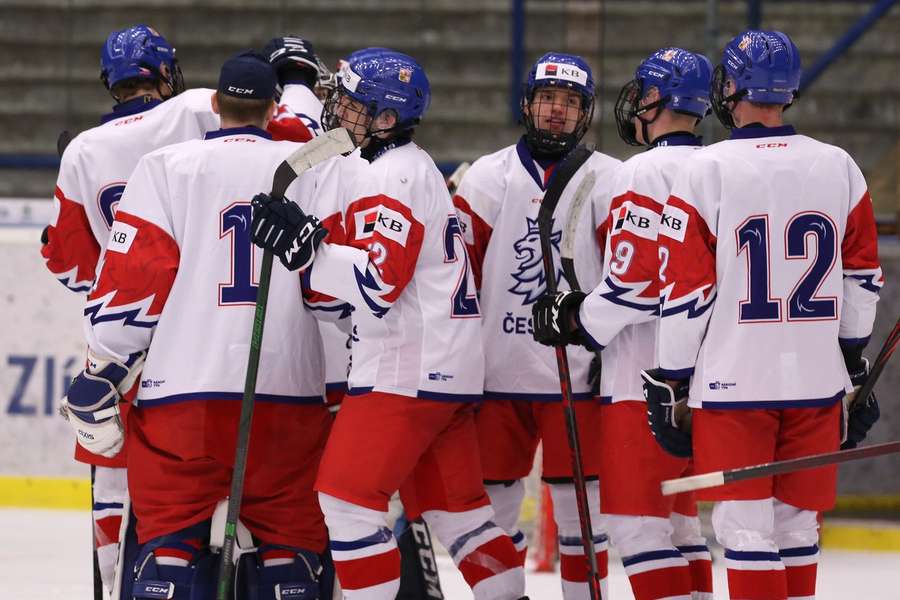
227;86;254;95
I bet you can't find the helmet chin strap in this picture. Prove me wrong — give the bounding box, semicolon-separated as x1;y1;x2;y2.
633;94;669;145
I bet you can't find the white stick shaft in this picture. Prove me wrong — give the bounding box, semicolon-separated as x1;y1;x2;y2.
661;471;725;495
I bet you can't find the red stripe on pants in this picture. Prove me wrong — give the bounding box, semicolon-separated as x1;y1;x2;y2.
688;558;713;594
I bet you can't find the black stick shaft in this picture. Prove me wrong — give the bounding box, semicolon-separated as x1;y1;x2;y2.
539;214;601;600
215;249;274;600
725;440;900;484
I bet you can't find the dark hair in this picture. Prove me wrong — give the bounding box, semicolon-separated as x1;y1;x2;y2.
215;92;273;125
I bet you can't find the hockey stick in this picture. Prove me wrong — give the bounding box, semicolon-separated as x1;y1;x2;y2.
216;128;355;600
662;314;900;497
559;169;597;293
537;144;602;600
57;129;72;158
446;161;470;196
661;440;900;495
852;314;900;410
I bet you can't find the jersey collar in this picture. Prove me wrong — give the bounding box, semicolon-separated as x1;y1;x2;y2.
100;96;162;124
360;133;413;163
204;126;273;140
729;124;796;140
650;132;702;148
515;136;560;191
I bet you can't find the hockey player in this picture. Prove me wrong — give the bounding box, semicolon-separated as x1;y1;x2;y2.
645;31;880;599
64;51;332;598
250;48;528;599
263;35;353;413
451;52;619;599
40;24;218;594
531;48;715;600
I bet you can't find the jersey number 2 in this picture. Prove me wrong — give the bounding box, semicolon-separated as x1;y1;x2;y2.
219;202;258;305
736;212;837;322
444;215;479;318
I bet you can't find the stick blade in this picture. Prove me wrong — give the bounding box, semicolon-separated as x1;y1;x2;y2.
661;471;725;495
271;128;356;198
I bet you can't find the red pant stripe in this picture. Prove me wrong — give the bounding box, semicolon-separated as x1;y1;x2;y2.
628;565;693;600
727;568;788;600
688;558;713;594
786;563;818;598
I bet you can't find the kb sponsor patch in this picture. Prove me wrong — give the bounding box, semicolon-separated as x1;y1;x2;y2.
354;205;411;246
107;221;138;254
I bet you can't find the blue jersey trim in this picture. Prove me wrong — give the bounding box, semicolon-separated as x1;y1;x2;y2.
651;132;702;148
346;386;481;403
701;390;844;410
325;381;348;391
574;309;605;352
839;336;871;348
100;97;162;124
599;395;613;404
204;126;272;140
92;501;125;511
515;136;550;191
138;391;324;408
657;367;694;380
483;390;595;402
729;124;796;140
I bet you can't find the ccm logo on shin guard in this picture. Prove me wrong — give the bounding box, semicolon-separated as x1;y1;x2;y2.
133;580;175;599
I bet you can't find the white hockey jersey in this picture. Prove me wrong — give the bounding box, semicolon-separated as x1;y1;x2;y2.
302;140;484;400
42;89;220;292
275;88;354;398
84;127;325;406
578;134;704;403
453;138;620;399
657;125;883;408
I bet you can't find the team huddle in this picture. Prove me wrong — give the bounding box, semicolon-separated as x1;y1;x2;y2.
39;22;882;600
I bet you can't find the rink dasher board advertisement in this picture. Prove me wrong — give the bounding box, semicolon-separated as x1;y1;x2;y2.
1;201;91;507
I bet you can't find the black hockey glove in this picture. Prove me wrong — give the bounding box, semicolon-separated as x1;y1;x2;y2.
262;36;318;87
251;193;328;272
641;368;693;458
841;356;880;450
532;290;587;347
587;353;602;395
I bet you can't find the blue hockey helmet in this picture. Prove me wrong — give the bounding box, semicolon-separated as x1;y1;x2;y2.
711;30;801;128
322;47;431;140
521;52;595;157
100;25;184;100
614;48;712;146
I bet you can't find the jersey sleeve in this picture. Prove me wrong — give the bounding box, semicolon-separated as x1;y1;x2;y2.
656;160;719;379
577;188;663;349
839;159;883;349
308;194;425;318
83;155;179;362
268;104;314;142
41;141;101;293
451;158;503;291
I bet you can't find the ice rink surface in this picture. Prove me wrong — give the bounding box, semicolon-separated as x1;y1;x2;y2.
2;508;897;599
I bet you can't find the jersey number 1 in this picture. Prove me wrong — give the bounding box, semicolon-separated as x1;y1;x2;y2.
219;202;258;305
736;211;837;322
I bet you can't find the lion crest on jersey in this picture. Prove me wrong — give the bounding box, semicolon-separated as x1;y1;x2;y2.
509;217;565;304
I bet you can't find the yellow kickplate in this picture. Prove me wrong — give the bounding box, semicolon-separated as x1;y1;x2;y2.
0;476;90;510
821;522;900;552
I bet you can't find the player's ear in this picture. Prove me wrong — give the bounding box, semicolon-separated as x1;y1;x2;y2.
211;92;220;116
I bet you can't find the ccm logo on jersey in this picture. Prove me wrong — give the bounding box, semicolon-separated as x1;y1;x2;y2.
658;205;688;243
107;221;138;254
354;206;411;246
756;142;788;149
613;203;657;240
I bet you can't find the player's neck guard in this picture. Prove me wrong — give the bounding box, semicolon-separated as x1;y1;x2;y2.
360;132;413;162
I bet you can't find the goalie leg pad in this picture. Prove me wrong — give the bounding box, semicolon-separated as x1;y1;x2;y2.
237;544;322;600
129;522;217;600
